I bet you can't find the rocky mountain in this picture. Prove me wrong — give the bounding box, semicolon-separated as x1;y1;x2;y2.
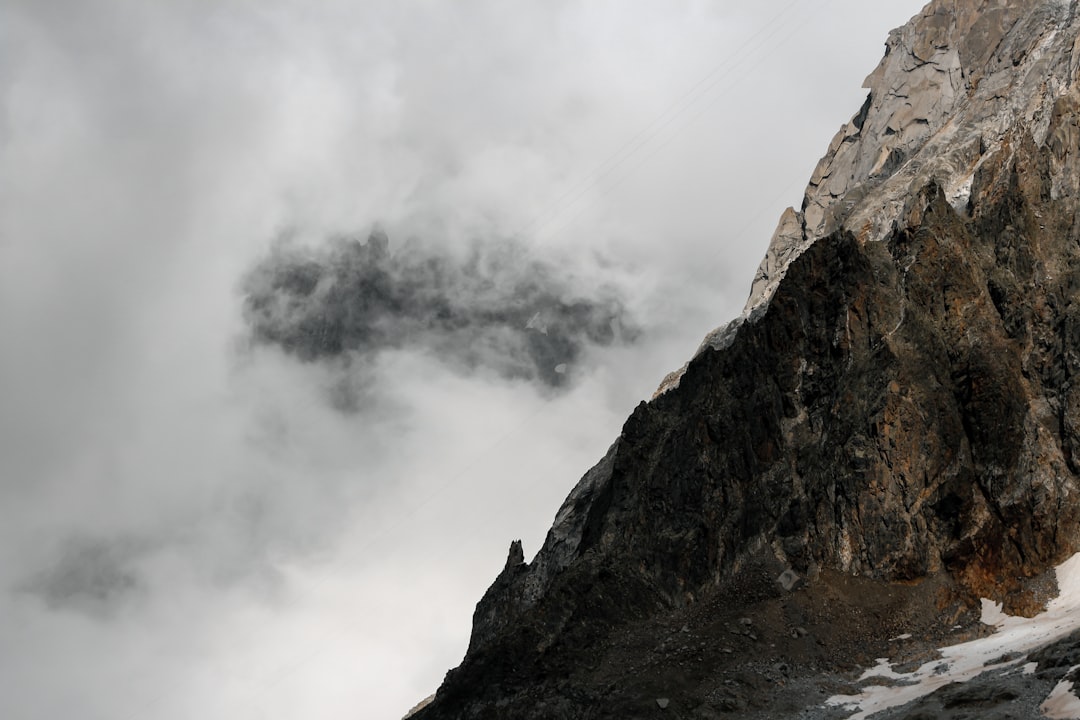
410;1;1080;717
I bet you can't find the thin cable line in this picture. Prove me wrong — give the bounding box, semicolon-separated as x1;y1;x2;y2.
510;0;806;241
529;1;825;245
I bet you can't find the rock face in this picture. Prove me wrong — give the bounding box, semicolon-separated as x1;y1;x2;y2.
412;1;1080;717
744;0;1080;319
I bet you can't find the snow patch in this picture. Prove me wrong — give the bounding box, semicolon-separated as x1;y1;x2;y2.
1042;669;1080;720
859;658;911;682
826;552;1080;719
946;172;974;211
980;597;1010;626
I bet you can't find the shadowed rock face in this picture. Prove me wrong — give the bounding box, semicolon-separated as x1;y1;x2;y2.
410;1;1080;718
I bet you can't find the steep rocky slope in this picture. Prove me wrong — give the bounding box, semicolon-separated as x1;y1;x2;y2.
411;1;1080;717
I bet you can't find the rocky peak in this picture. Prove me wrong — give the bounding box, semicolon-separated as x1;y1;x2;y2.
747;0;1077;315
657;0;1080;399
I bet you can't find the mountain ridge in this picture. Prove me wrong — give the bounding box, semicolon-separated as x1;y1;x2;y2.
410;1;1080;717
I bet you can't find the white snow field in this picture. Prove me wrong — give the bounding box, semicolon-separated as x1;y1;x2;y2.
827;553;1080;719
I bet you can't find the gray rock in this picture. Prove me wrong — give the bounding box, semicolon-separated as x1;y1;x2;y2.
778;568;801;591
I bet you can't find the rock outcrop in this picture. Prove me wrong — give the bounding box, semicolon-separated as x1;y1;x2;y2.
746;0;1080;316
411;1;1080;718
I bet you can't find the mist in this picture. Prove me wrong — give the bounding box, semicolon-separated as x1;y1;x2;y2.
242;228;639;396
0;1;928;718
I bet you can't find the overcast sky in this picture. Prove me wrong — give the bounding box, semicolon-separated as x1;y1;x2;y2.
1;1;928;718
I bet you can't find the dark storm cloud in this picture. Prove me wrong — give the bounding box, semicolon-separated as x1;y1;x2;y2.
21;536;145;618
242;230;638;393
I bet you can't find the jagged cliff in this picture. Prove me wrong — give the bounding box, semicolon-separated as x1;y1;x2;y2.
411;1;1080;717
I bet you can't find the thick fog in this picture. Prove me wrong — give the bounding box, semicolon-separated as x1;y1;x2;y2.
0;1;928;718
